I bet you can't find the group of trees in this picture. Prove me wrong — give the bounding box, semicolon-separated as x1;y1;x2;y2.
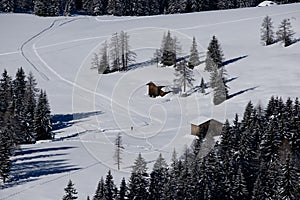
0;68;52;183
2;0;299;17
92;31;136;74
261;16;295;47
63;96;300;199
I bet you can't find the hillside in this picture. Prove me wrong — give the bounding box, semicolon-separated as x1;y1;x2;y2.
0;3;300;199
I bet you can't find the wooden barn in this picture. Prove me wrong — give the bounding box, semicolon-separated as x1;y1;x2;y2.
191;118;223;140
146;81;170;98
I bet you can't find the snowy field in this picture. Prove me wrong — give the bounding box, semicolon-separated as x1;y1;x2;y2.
1;3;300;199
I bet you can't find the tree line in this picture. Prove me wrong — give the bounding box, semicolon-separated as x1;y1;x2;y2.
0;68;52;183
62;96;300;200
1;0;299;17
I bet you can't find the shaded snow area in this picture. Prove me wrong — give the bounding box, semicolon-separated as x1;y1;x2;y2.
1;3;300;199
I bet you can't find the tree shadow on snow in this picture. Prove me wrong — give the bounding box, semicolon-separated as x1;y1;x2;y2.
51;110;103;131
228;86;259;100
1;146;80;189
222;55;248;67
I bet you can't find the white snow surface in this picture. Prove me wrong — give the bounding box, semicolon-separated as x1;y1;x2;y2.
1;3;300;199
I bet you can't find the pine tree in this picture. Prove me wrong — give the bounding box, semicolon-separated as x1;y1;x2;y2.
104;170;116;200
128;153;149;200
13;67;27;144
119;31;136;71
161;31;177;66
168;0;186;13
149;153;168;199
149;0;160;15
23;72;38;143
199;77;206;93
0;69;13;112
93;177;105;200
62;180;78;200
277;18;295;47
109;32;121;71
98;41;110;74
261;16;275;46
205;35;224;71
278;155;300;200
231;167;249;200
34;90;52;140
189;36;200;67
174;59;194;94
114;133;124;170
118;177;128;200
0;126;13;183
213;68;228;105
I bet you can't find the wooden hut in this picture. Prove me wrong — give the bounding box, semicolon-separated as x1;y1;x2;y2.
146;81;170;98
191;118;223;140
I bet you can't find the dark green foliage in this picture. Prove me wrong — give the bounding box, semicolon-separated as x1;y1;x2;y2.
160;31;177;67
34;90;52;140
205;35;224;71
104;170;117;200
118;178;128;200
93;177;104;200
62;180;78;200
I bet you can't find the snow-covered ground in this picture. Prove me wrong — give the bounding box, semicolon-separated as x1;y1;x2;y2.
1;3;300;199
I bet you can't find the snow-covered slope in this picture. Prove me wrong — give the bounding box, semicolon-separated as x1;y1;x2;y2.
1;3;300;199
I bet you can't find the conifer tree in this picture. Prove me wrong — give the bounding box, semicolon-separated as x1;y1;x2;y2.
110;32;121;71
24;72;38;143
198;77;205;93
277;18;295;47
161;31;177;66
0;69;13;112
231;167;249;200
149;153;168;199
118;177;128;200
119;31;136;71
278;155;300;200
98;41;110;74
189;36;200;67
104;170;116;200
213;68;228;105
205;35;224;71
114;133;124;170
174;59;194;94
93;177;105;200
34;90;52;140
261;16;275;46
128;153;149;200
62;180;78;200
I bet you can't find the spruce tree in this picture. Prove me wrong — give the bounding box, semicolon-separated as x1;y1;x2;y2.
110;32;121;71
1;0;14;12
149;153;168;199
128;153;149;200
174;59;194;94
277;18;295;47
261;16;275;46
114;133;123;170
278;155;300;200
24;72;38;143
205;35;224;71
104;170;116;200
34;90;52;140
118;177;128;200
161;31;177;66
119;31;136;71
93;177;105;200
62;180;78;200
98;41;110;74
189;36;200;67
213;68;228;105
